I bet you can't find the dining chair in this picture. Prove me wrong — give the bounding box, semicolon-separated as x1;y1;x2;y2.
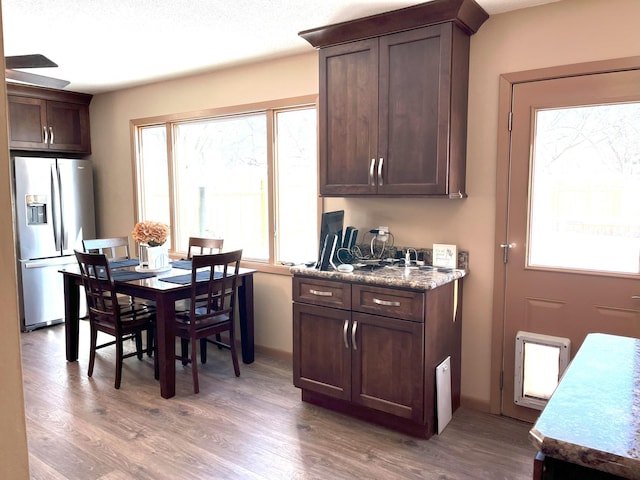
186;236;224;259
178;236;225;352
175;249;242;393
74;250;158;389
84;235;156;352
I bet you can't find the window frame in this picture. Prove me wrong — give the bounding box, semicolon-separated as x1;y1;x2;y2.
130;95;320;274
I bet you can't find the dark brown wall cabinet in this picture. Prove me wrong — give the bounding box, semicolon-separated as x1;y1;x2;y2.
292;275;463;439
7;84;92;154
300;0;488;197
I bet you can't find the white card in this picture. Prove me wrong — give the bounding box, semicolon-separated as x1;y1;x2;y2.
433;244;457;269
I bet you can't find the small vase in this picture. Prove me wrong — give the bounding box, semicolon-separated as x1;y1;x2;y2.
147;244;169;270
139;244;150;267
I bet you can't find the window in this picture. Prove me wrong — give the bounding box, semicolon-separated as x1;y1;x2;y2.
528;102;640;274
133;98;318;266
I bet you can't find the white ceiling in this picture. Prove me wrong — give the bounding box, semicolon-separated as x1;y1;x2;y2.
2;0;560;94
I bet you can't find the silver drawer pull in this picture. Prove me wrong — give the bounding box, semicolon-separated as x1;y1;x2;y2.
309;289;333;297
373;298;400;307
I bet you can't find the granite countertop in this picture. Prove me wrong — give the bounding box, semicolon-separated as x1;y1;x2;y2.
530;333;640;479
289;264;467;290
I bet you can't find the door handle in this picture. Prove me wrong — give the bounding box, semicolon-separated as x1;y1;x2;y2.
499;243;515;263
343;320;349;349
351;320;358;350
632;296;640;299
377;158;383;186
43;126;48;144
49;126;54;144
369;158;375;186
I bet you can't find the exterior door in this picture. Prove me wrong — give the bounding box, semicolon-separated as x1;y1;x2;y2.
495;62;640;422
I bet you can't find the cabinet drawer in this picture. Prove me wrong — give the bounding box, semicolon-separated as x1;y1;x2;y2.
352;284;424;322
293;276;351;309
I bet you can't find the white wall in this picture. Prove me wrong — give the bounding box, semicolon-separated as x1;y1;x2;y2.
89;0;640;408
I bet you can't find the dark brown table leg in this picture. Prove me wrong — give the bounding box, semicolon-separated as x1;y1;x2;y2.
63;273;80;362
155;294;176;398
238;273;254;364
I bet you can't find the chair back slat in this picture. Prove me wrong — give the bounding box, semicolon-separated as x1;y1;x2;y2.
83;237;131;261
187;237;224;259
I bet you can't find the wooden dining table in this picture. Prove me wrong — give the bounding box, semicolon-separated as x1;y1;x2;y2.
60;263;256;398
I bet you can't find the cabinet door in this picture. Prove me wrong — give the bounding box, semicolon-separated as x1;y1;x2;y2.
378;24;451;195
351;312;424;421
319;38;378;195
46;100;91;153
293;303;351;400
7;96;48;150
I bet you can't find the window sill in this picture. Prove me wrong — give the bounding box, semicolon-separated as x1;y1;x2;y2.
240;260;294;276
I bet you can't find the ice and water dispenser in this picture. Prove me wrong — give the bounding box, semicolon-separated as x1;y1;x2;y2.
25;194;47;225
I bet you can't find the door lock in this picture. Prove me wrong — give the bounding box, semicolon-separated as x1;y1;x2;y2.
499;243;515;263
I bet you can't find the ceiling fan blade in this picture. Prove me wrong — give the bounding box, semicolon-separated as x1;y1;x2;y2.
5;54;58;69
5;69;70;89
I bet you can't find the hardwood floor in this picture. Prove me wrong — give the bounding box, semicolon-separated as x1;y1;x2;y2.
20;323;536;479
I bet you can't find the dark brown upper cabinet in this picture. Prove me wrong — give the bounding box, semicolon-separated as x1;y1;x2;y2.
7;84;92;155
300;0;488;197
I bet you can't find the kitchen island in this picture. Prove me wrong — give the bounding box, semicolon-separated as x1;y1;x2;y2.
530;333;640;479
290;263;467;438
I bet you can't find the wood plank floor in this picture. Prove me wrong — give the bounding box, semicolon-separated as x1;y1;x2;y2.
20;323;536;479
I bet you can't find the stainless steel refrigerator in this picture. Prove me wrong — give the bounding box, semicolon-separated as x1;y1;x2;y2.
13;156;96;331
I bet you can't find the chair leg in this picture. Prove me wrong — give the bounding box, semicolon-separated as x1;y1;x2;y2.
229;330;240;377
88;325;98;377
153;331;159;381
180;338;190;365
215;333;223;349
146;326;155;357
135;332;144;360
146;328;153;357
191;337;199;394
200;338;207;364
115;336;124;389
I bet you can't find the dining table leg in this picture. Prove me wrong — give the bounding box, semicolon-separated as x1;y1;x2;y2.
238;274;254;364
63;272;80;362
155;294;177;398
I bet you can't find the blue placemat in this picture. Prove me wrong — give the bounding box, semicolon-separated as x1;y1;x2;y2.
108;258;140;269
160;270;222;285
111;270;156;281
170;260;192;270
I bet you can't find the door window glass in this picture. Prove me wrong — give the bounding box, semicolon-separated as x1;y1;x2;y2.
528;103;640;274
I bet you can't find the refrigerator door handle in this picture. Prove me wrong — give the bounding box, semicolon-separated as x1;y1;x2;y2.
51;163;63;251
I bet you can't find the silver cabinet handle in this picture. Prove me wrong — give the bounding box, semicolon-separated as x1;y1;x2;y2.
343;320;349;349
377;157;384;186
49;126;54;144
43;126;48;144
373;298;400;307
633;296;640;299
309;289;332;297
369;158;376;186
351;320;358;350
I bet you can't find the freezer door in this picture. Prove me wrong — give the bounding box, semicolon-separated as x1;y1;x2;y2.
14;156;60;260
58;158;96;255
18;256;84;330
